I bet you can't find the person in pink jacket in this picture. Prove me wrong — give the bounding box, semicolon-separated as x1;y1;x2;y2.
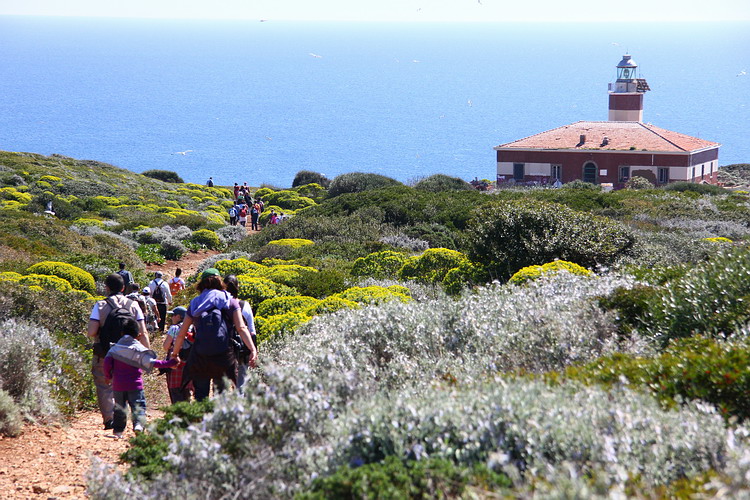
103;318;177;438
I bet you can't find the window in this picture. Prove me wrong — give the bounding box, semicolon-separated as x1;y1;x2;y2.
513;163;525;181
619;166;630;183
658;167;669;184
551;164;562;180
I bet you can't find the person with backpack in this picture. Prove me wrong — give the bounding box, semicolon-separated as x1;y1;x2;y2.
86;273;150;430
169;268;186;297
141;287;160;334
238;203;248;227
148;271;172;333
104;317;177;438
206;176;214;187
162;306;194;404
250;201;261;231
228;204;238;226
169;268;258;401
117;262;133;291
223;275;257;390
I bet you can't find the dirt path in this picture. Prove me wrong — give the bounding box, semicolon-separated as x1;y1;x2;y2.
0;241;253;499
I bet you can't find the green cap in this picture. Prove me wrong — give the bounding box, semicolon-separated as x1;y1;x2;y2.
201;268;221;279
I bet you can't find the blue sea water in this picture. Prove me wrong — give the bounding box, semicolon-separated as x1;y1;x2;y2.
0;17;748;186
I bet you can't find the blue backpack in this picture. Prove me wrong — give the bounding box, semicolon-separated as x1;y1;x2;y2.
193;306;231;356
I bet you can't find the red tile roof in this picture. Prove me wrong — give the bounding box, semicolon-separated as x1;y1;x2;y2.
496;121;719;153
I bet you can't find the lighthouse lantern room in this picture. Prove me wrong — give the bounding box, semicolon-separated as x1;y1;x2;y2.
608;54;650;122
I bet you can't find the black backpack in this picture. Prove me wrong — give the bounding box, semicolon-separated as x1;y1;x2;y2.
230;300;256;361
152;280;165;303
96;297;136;356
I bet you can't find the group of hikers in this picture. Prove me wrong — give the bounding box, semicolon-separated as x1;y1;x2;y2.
86;263;258;438
227;182;288;229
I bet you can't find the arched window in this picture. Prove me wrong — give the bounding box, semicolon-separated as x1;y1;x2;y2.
583;162;598;184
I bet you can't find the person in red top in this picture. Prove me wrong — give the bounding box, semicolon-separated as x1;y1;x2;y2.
162;306;193;403
103;318;176;438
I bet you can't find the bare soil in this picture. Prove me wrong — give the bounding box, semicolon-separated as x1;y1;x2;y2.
0;233;268;498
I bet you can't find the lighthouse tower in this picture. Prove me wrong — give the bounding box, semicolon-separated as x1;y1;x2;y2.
608;54;650;122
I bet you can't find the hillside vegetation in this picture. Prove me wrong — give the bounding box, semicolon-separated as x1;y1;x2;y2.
2;151;750;497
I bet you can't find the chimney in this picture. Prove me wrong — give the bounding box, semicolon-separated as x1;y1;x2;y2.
601;136;609;147
578;134;586;146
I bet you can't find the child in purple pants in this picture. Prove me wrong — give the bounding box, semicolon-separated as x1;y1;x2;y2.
103;318;176;438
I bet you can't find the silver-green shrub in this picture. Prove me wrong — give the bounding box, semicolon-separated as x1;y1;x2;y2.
0;318;68;419
0;388;22;437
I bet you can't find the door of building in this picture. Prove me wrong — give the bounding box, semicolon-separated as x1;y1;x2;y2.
583;162;597;184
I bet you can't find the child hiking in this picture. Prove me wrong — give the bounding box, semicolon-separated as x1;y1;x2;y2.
103;317;176;438
162;306;194;403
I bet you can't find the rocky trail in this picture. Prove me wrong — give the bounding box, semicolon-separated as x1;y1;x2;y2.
0;226;260;498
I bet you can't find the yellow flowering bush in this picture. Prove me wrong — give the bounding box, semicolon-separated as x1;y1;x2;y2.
74;218;105;228
236;275;296;305
256;296;320;318
304;296;360;316
703;237;733;244
256;311;310;344
351;250;408;279
334;286;411;306
267;238;314;248
397;248;469;284
25;261;96;294
19;274;74;292
0;187;32;204
39;175;62;183
215;258;266;276
509;260;593;285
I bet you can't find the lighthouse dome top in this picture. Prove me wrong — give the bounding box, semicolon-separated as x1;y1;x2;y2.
617;54;637;68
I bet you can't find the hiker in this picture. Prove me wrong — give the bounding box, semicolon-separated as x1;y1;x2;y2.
238;202;248;227
148;271;172;333
223;275;258;390
169;268;186;296
269;210;278;225
141;287;160;334
104;317;177;438
127;282;148;317
169;268;258;401
233;182;240;201
228;204;238;226
86;273;150;430
116;262;133;290
207;176;214;187
162;306;194;403
250;201;261;231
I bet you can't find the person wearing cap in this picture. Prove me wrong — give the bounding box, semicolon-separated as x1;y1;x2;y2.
148;271;172;333
170;268;258;401
162;306;193;403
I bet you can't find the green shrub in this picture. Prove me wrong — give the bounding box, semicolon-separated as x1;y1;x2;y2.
397;248;469;284
122;399;214;479
256;296;320;318
633;246;750;344
564;179;602;190
351;250;408;280
662;181;726;195
141;169;185;183
293;170;330;188
441;260;488;295
413;174;474;192
159;239;186;260
558;335;750;421
25;261;96;294
467;199;635;279
0;388;22;437
624;176;655;190
190;229;222;250
135;244;166;265
509;260;592;285
327;172;402;198
298;455;511;500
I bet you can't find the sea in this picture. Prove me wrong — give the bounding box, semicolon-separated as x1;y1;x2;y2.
0;17;748;187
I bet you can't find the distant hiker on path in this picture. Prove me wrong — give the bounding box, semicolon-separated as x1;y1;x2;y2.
206;176;214;187
86;273;150;430
169;268;186;296
116;262;133;290
148;271;172;333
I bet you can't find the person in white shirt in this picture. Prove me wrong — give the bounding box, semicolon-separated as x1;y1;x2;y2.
148;271;172;333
